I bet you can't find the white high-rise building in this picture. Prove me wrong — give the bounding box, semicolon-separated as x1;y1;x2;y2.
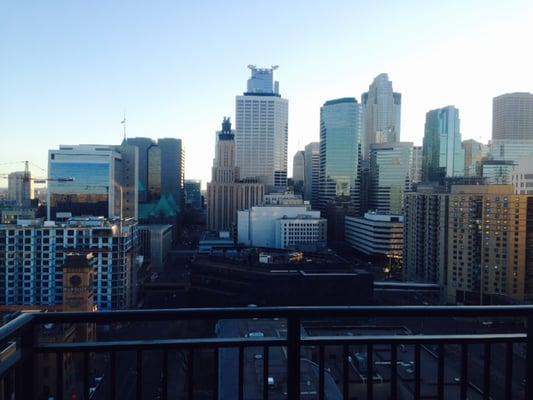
235;66;289;189
361;73;401;159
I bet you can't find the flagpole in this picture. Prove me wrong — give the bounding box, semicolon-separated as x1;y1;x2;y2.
122;113;127;140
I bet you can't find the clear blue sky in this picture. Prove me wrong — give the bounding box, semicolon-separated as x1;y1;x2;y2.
1;1;532;188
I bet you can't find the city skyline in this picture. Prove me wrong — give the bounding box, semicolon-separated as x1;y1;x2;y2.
1;1;533;188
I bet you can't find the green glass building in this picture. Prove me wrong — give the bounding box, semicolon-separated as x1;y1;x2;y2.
319;98;362;213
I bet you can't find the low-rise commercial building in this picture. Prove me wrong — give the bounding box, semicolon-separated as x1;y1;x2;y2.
198;231;235;254
189;250;373;306
138;224;173;271
237;205;326;250
345;212;403;257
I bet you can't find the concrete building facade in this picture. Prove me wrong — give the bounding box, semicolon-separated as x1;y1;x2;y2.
138;224;173;271
492;92;533;141
8;171;34;207
403;185;450;285
345;212;403;257
446;185;533;304
237;205;325;250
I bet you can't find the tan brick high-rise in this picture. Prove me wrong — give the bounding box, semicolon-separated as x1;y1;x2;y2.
207;117;264;232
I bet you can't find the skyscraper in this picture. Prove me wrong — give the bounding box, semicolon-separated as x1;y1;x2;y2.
235;66;289;189
411;146;423;184
47;144;138;220
422;106;464;182
207;117;264;231
446;185;533;304
368;142;414;214
292;150;305;194
123;137;154;202
126;137;185;221
361;73;401;159
403;184;449;284
463;139;488;176
319;98;362;213
184;179;202;210
304;142;320;208
492;92;533;141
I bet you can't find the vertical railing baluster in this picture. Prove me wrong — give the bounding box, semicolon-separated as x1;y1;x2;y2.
263;346;269;400
3;375;11;400
188;348;194;400
213;347;219;400
390;344;397;400
83;352;89;400
505;342;513;400
56;352;64;400
161;349;168;400
526;316;533;400
136;350;143;400
110;351;116;400
460;344;468;400
343;344;349;400
367;344;373;400
415;344;421;400
319;345;325;400
238;346;244;400
16;322;35;400
437;344;444;400
287;317;301;400
483;343;491;400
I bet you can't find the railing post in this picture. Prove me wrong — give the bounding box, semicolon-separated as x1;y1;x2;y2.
526;315;533;400
15;321;35;400
287;316;300;400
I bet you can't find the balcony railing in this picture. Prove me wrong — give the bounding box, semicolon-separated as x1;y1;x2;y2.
1;305;533;399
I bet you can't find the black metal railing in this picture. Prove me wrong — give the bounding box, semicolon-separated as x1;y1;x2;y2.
1;305;533;399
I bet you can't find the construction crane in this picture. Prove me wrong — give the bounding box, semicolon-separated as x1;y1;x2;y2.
0;161;73;184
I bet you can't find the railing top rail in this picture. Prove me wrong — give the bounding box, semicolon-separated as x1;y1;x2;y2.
32;332;527;353
0;313;34;345
28;305;533;324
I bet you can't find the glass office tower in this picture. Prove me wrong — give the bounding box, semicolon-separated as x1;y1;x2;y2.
369;142;414;214
47;144;138;220
422;105;464;182
319;98;362;213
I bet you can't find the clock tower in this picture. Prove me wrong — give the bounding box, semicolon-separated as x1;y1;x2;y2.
62;253;96;343
63;253;95;312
